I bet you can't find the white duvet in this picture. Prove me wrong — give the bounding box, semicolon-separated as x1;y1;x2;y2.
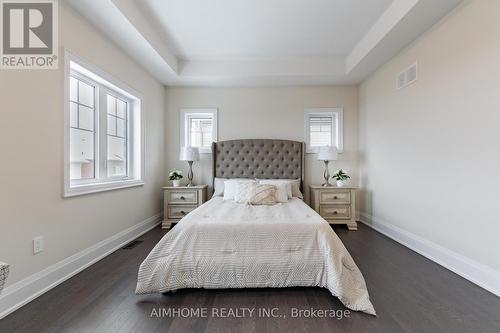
136;197;376;315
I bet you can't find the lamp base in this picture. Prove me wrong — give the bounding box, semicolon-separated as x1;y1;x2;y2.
321;160;332;186
187;161;194;186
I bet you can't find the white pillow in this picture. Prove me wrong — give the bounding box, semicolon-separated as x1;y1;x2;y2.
223;179;255;201
234;182;256;203
257;178;302;199
213;178;226;196
258;180;292;200
274;184;290;203
287;179;303;199
258;180;289;202
214;178;253;197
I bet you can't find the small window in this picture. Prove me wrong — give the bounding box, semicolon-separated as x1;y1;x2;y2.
64;50;144;197
304;108;343;153
189;116;213;149
180;109;218;153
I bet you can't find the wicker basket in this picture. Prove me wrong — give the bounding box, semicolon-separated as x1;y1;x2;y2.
0;262;9;294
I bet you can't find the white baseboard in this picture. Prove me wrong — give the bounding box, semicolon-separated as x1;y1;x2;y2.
358;211;500;297
0;213;162;319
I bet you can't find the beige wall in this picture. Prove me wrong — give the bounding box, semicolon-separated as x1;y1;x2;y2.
164;86;359;202
0;2;165;286
359;0;500;271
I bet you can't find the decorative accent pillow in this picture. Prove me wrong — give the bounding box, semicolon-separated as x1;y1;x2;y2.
223;179;255;201
257;178;302;199
259;179;292;198
258;180;292;201
248;184;278;205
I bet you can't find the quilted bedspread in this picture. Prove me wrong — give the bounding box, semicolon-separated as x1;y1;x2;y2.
136;197;376;315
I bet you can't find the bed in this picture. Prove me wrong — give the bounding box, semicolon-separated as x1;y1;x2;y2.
136;139;375;315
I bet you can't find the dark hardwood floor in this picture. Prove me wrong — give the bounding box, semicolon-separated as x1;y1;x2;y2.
1;224;499;333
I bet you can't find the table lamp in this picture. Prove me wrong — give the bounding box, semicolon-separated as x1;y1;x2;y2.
317;146;338;187
179;146;200;187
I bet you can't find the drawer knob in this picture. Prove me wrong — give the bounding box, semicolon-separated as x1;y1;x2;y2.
333;211;338;215
180;196;185;200
333;196;338;199
180;210;186;215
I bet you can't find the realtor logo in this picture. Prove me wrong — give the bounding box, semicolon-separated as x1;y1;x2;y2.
1;0;58;69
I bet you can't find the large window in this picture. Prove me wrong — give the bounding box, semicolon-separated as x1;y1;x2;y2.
304;108;343;153
180;109;218;153
64;50;143;197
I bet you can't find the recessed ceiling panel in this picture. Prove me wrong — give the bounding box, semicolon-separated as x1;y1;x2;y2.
141;0;393;58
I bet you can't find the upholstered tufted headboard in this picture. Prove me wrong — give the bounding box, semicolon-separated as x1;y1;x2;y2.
212;139;305;191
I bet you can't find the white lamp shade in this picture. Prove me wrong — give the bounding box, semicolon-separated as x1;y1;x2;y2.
180;146;200;161
317;146;338;161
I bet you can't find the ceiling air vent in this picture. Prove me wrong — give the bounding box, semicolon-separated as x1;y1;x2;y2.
397;62;418;90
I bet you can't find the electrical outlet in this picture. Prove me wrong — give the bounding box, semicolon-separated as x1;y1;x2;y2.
33;236;44;254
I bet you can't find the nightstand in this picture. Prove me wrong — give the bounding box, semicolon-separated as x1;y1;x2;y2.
162;185;208;229
309;185;357;231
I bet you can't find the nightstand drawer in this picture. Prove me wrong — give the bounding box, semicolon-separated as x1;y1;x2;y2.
320;190;350;204
167;205;197;219
319;205;351;220
167;190;198;204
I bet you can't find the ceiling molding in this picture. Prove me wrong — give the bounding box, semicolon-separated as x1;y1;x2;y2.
66;0;464;86
180;56;345;78
111;0;179;74
65;0;179;85
346;0;420;73
346;0;464;80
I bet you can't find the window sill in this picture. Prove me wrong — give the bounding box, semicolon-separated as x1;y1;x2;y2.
306;147;344;154
198;148;212;154
64;179;144;198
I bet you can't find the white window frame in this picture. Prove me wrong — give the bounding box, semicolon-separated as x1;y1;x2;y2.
180;108;218;154
63;49;144;197
304;108;343;153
